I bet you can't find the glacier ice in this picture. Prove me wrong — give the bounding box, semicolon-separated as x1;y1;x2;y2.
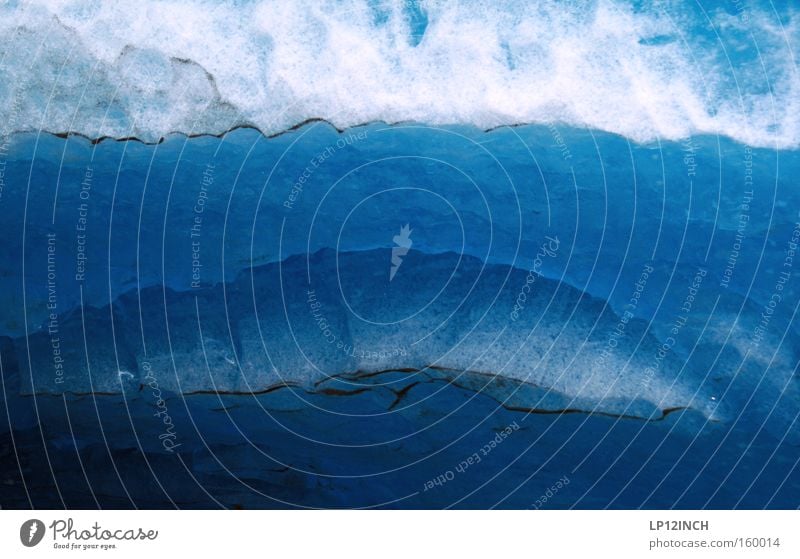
2;123;799;414
2;0;800;511
1;119;799;508
0;0;799;146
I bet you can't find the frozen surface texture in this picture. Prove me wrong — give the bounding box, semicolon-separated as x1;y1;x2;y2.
1;0;799;509
0;0;799;146
1;122;799;508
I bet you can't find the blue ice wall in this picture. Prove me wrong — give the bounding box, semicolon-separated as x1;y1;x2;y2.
4;123;800;326
1;123;799;508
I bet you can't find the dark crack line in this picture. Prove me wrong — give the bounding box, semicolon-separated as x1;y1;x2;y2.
24;367;698;423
